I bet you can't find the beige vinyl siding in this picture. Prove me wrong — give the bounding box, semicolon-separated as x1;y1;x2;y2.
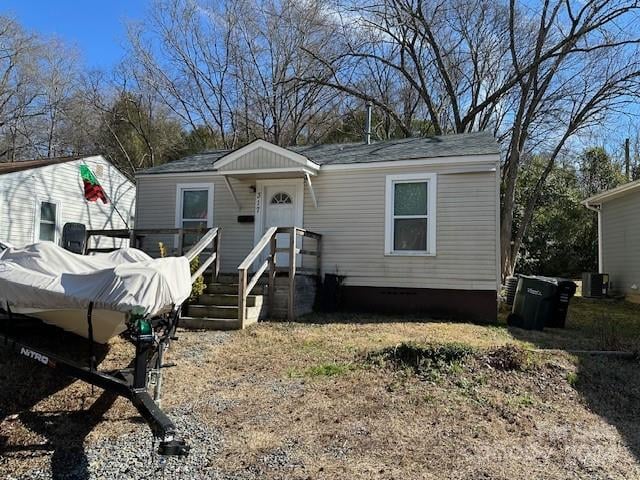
218;148;302;171
302;164;498;291
135;174;256;272
136;158;499;292
600;191;640;294
0;156;135;248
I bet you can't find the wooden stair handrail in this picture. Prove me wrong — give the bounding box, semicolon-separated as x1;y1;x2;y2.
237;226;322;327
184;228;221;283
184;227;219;261
238;227;278;270
238;227;278;329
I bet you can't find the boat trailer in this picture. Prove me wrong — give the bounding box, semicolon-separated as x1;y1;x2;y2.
0;303;190;457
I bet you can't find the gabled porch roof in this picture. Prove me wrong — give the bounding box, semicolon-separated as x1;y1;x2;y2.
214;139;319;178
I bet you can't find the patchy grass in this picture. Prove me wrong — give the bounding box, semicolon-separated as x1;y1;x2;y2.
511;393;536;407
504;296;640;351
3;298;640;479
288;362;354;378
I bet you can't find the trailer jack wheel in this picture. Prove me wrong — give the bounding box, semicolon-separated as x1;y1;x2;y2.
158;438;190;456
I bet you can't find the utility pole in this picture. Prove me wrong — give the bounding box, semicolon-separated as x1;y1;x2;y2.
624;138;630;181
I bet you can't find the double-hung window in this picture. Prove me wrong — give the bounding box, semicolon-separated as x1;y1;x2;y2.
38;201;58;242
385;173;437;255
175;183;214;248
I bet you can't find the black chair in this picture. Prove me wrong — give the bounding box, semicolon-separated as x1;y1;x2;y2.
61;223;86;254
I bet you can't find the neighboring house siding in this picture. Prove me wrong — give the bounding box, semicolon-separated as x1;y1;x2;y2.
0;156;136;248
601;191;640;294
136;158;499;291
218;148;302;171
0;173;34;245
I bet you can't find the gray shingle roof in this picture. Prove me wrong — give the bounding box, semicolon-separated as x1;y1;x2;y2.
140;131;499;174
140;150;228;174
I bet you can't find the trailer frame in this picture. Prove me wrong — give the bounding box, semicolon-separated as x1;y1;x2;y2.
0;305;190;457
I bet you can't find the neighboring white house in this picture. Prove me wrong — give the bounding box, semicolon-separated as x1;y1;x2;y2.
584;180;640;301
135;131;501;322
0;155;136;249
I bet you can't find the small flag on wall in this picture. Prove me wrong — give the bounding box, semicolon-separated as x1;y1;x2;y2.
80;165;108;204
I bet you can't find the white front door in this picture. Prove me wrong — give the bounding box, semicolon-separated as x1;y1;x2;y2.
256;179;303;268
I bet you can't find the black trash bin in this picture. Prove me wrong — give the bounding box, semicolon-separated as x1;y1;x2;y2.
321;273;342;312
547;278;577;328
507;276;557;330
507;276;577;330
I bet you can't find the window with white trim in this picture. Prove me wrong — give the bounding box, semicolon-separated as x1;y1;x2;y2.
175;184;214;247
38;201;57;242
385;173;437;255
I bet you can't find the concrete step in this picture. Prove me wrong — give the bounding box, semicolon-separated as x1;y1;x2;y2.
198;293;263;307
179;317;251;330
187;304;261;320
207;283;266;295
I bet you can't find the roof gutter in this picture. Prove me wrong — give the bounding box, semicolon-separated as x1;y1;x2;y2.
583;179;640;205
582;200;600;212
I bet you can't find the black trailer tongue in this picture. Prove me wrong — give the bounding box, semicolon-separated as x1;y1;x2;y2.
1;303;190;457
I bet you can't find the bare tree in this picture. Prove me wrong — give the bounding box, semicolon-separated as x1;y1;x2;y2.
39;39;81;157
229;0;342;145
303;0;640;277
81;69;186;175
0;16;91;161
127;0;343;148
126;0;245;148
0;16;46;160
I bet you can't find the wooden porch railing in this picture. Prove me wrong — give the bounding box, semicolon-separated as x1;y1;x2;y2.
183;228;221;283
237;226;322;327
83;227;222;284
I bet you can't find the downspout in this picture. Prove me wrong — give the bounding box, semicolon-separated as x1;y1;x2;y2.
584;201;603;274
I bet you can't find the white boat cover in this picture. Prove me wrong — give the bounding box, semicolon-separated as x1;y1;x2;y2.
0;242;192;316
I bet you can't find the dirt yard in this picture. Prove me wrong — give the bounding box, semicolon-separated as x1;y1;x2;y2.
2;297;640;479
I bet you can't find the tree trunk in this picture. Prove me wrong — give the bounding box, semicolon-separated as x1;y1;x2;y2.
500;148;521;280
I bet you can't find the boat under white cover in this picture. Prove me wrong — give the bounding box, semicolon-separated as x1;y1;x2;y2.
0;242;192;343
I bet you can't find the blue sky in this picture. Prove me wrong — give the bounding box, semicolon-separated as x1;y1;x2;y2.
2;0;147;70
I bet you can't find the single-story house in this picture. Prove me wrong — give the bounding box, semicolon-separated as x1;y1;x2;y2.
135;131;501;323
584;179;640;301
0;155;136;250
